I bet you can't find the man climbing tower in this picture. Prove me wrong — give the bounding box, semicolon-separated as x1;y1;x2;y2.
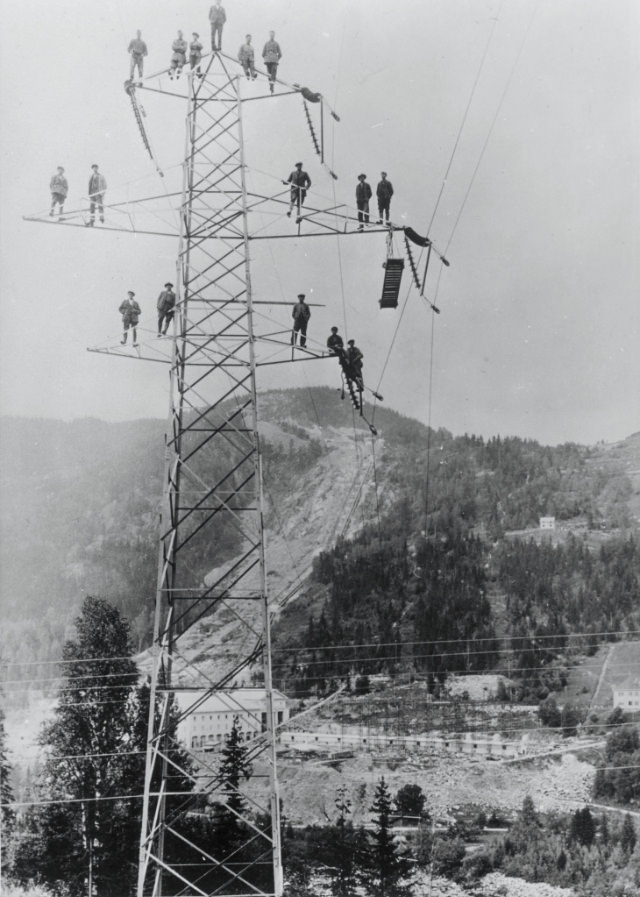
345;339;364;389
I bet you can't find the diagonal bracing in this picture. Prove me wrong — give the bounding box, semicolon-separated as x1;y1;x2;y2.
137;55;283;897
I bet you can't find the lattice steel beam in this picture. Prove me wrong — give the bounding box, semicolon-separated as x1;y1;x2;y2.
138;54;282;897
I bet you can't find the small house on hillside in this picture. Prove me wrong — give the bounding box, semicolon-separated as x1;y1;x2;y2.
612;677;640;711
175;688;290;749
539;516;556;530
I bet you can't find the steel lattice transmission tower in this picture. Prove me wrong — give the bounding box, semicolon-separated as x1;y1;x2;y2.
137;54;285;897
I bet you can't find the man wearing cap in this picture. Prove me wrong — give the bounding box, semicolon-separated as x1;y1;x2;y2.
376;171;393;225
291;293;311;347
119;291;141;346
189;33;203;76
326;326;344;357
262;30;282;94
355;173;372;231
284;162;311;221
345;339;364;389
157;282;176;336
49;166;68;220
169;30;188;80
86;164;107;226
127;30;148;82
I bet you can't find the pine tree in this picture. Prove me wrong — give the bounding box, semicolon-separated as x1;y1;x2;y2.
219;715;252;819
11;598;148;897
327;785;363;897
621;813;637;854
0;706;16;875
363;777;412;897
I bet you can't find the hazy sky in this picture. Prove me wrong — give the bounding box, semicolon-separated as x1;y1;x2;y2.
0;0;638;446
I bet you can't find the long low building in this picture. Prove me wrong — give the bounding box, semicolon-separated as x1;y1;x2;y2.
279;729;529;759
175;688;290;750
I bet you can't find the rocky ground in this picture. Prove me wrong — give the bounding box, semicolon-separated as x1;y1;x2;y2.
272;746;595;826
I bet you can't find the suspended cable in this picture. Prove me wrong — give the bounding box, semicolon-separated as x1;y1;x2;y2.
425;0;505;238
443;0;540;257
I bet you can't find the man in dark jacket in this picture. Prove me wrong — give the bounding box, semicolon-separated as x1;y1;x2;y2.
376;171;394;225
291;293;311;347
284;162;311;222
119;291;141;346
356;173;372;230
209;0;226;51
157;282;176;336
86;164;107;226
326;326;344;357
345;339;364;389
262;30;282;93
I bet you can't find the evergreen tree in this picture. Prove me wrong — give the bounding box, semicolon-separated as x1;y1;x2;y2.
327;785;362;897
569;807;595;847
0;705;15;878
621;814;637;855
12;598;143;897
219;716;252;819
363;777;412;897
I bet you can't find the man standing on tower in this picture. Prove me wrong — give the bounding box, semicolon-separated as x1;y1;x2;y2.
119;291;141;346
209;0;226;51
157;282;176;336
189;33;203;76
169;31;188;79
86;164;107;226
262;31;282;94
49;166;68;220
376;171;394;225
284;162;311;222
291;293;311;347
238;35;257;79
355;173;372;230
128;30;148;82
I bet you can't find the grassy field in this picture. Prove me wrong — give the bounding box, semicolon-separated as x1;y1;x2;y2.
558;639;640;714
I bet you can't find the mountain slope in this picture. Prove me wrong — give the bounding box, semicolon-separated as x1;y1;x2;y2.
1;390;638;702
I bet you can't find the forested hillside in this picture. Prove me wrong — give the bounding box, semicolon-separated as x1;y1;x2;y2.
1;391;638;705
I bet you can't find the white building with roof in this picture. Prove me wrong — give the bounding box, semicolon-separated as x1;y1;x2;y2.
175;688;290;750
612;677;640;711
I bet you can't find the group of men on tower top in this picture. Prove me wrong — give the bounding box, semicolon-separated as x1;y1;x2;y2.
125;3;282;94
